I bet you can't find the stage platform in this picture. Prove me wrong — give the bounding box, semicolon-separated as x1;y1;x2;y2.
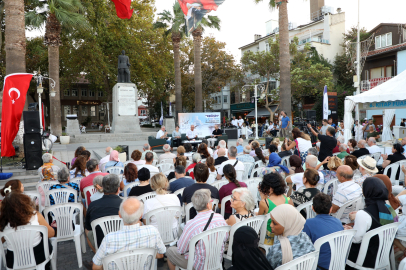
69;131;156;143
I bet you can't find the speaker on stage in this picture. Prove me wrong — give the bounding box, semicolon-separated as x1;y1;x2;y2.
306;110;316;120
23;111;41;134
23;133;43;170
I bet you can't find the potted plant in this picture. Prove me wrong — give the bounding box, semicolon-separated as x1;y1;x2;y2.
60;132;70;145
114;145;127;162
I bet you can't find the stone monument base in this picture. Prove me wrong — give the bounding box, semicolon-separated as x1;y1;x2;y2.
66;119;81;136
111;83;141;133
164;118;176;133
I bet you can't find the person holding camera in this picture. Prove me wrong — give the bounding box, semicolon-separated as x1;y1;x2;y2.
307;123;337;169
284;128;312;163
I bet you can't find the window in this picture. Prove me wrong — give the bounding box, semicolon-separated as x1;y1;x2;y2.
73;105;78;115
375;33;392;49
89;90;95;97
81;89;87;97
265;43;270;52
98;91;104;97
223;95;228;103
81;106;88;116
64;106;71;116
365;70;370;80
71;89;78;97
141;109;146;115
64;89;70;96
90;106;96;116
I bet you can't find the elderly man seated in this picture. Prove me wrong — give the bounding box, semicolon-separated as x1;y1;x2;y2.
366;137;381;154
214;148;228;166
158;144;176;163
156;125;171;145
167;189;228;270
38;153;60;181
92;198;166;270
337;144;350;159
213;140;228;159
139;152;159;175
333;136;350;154
237;145;255;163
217;146;245;181
141;143;159;161
236;138;244;154
98;146;112;169
351;140;370;158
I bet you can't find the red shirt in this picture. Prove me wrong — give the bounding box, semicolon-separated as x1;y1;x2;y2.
80;172;108;204
219;181;247;214
186;163;197;179
332;145;350;154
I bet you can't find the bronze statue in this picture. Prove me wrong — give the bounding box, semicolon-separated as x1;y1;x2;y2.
118;50;131;83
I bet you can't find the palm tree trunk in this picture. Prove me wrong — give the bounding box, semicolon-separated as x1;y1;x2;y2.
172;33;182;115
279;1;292;125
192;27;203;112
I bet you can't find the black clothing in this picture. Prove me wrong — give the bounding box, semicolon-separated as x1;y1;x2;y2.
385;152;406;178
317;134;337;163
401;122;405;127
351;148;370;158
128;184;154;197
183;183;219;219
212;129;223;136
278;151;292;158
214;156;228;166
85;194;122;247
167;171;189;180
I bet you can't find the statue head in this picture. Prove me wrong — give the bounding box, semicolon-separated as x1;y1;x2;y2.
122;50;125;55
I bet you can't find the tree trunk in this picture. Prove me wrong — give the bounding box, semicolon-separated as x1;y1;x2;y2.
192;27;203;112
279;1;292;123
172;33;182;115
48;45;62;136
3;0;27;116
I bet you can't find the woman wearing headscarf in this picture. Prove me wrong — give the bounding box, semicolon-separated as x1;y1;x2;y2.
288;155;304;174
266;204;315;269
228;226;274;270
374;174;401;210
263;145;290;177
104;150;124;171
345;177;396;269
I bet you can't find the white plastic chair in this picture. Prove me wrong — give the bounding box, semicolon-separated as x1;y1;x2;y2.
211;180;229;190
44;203;86;269
70;177;82;187
399;257;406;270
371;152;381;162
358;154;372;160
157;163;175;174
254;160;264;168
137;192;156;203
258;213;272;253
314;230;357;270
186;160;193;168
236;169;244;181
99;162;107;172
281;156;290;168
123;182;140;197
144;206;182;245
46;188;77;207
106;166;125;175
173;187;185;198
90;215;124;251
220;195;234;217
36;181;59;210
175;226;230;270
346;222;398;270
296;200;316;219
160;159;174;164
0;225;53;270
24;191;41;209
123;160;133;167
185;200;219;224
250;167;264;178
335;196;362;222
224;216;265;260
323;178;339;195
169;178;177;183
242;177;262;206
383;161;401;185
83;186;97;208
242;162;254;180
102;248;156;270
275;251;319;270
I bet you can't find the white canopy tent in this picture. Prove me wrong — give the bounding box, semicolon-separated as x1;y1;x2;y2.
344;69;406;143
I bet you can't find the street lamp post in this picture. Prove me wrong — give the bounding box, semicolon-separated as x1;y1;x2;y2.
242;83;265;140
34;68;56;134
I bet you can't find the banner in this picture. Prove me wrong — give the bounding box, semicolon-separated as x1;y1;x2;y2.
323;85;328;120
1;73;33;157
177;0;225;34
159;102;164;125
178;112;221;137
111;0;133;19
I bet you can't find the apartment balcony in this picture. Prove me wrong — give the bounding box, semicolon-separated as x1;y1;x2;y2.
298;37;330;45
360;77;392;91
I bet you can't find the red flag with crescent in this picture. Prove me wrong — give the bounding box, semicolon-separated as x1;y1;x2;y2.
1;73;33;157
111;0;133;19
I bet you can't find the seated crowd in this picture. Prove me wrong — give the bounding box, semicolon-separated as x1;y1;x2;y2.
2;127;406;270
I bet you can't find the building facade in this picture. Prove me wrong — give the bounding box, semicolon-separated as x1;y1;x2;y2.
209;86;230;119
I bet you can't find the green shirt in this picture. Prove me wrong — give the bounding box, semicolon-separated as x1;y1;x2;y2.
366;131;379;139
337;151;349;159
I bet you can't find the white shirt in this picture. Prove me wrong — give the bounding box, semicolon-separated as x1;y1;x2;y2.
290;171;325;190
156;130;167;139
158;152;176;163
207;148;213;156
367;145;381;154
295;138;312;154
332;180;362;223
354;125;364;142
231;119;238;127
186;130;198;139
268;124;275;131
99;155;110;168
138;164;159;174
352;210;372;243
143;194;181;230
217;159;245;181
237;119;244;127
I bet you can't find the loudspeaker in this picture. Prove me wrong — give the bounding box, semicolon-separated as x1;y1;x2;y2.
306;110;316;120
23;111;41;133
23;133;43;170
265;137;274;148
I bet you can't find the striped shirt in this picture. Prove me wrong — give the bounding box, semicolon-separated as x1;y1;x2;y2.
177;210;228;270
332;180;362;223
93;224;166;269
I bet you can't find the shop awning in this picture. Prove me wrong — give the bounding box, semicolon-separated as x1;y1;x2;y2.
246;105;279;118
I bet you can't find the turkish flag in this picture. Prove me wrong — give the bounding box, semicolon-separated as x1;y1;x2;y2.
1;73;33;157
111;0;133;19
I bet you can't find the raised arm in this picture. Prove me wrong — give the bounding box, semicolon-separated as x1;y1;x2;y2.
307;124;318;137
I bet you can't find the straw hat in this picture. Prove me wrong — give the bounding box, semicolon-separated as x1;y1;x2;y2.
357;156;378;174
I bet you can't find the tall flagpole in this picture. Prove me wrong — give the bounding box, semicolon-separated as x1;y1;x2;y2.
355;0;361;123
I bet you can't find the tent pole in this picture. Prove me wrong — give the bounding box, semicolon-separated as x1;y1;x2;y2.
355;0;361;123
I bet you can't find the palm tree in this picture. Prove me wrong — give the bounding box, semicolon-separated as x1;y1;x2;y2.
154;2;186;116
26;0;89;136
192;16;220;112
254;0;292;123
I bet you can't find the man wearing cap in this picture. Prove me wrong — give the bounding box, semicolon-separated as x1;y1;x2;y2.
351;140;370;158
355;156;378;186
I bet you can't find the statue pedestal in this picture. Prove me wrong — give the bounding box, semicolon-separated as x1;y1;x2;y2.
111;83;141;133
66;119;81;136
164;118;176;133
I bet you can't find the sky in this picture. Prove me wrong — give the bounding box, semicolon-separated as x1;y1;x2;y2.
27;0;406;61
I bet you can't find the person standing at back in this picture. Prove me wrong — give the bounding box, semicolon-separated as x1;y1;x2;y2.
307;124;337;169
320;119;330;135
280;111;290;138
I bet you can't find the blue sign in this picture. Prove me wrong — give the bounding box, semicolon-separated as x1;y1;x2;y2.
367;100;406;109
